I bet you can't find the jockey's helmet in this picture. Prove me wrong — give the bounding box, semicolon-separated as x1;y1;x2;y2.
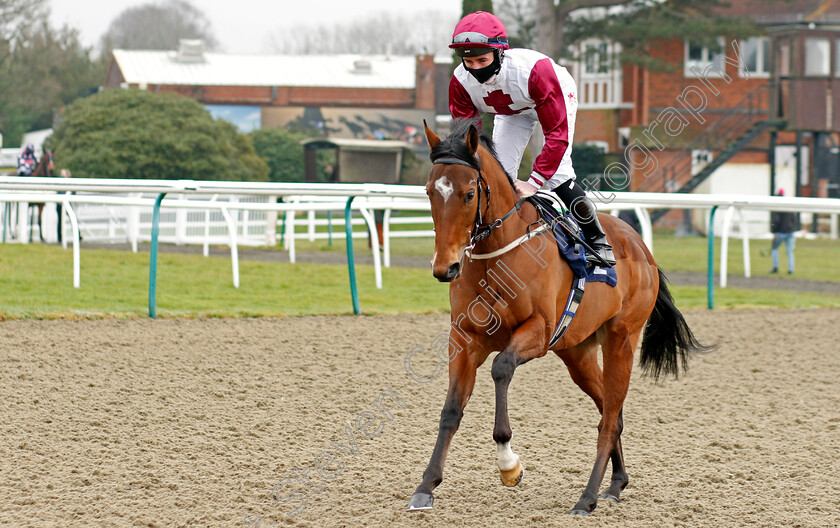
449;11;509;58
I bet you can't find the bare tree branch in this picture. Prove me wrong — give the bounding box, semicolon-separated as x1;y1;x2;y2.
559;0;633;15
267;11;457;55
100;0;218;57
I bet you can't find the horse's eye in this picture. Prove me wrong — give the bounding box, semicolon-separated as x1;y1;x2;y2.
465;190;475;203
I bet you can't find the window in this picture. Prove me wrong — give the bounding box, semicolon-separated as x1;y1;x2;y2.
740;37;771;77
805;38;830;76
583;42;610;75
685;38;726;77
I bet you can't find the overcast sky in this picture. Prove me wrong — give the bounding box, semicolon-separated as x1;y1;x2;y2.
49;0;462;54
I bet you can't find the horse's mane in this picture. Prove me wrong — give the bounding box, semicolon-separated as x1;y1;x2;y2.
430;118;508;178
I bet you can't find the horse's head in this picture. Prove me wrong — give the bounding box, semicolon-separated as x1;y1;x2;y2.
424;121;488;282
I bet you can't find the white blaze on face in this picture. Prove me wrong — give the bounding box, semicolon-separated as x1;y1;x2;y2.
497;441;520;471
435;176;454;203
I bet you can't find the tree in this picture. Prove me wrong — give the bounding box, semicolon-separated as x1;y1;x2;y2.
0;18;103;146
497;0;537;48
50;89;268;181
250;128;308;183
100;0;218;57
464;0;494;13
0;0;45;54
268;11;454;56
534;0;758;67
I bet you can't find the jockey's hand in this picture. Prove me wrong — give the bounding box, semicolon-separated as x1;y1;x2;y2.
514;179;538;199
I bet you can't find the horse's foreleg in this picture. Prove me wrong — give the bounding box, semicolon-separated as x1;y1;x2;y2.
407;348;478;511
492;317;547;487
571;328;635;516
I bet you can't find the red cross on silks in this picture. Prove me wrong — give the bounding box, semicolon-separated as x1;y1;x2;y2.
483;90;523;115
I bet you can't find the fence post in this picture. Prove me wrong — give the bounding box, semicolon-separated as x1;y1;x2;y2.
175;194;187;245
266;195;278;246
345;197;360;314
149;193;167;318
707;205;718;310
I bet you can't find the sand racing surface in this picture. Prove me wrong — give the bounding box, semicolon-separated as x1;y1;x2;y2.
2;308;840;527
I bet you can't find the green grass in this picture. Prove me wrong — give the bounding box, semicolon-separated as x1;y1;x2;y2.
1;233;839;319
0;244;449;319
651;234;840;282
665;286;840;310
291;236;436;259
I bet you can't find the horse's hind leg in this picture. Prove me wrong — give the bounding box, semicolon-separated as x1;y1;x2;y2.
569;328;638;515
559;335;628;505
600;410;627;503
492;317;547;487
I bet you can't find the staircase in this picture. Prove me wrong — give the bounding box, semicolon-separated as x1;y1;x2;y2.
633;84;784;223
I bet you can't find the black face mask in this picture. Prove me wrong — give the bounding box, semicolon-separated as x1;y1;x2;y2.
464;51;502;84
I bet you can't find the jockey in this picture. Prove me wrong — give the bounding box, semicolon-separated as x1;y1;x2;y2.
17;144;38;176
448;11;615;267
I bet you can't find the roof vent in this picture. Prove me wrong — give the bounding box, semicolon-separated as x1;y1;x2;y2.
352;60;372;74
175;39;206;63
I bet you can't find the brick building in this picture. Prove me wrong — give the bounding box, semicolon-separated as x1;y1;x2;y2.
554;0;840;231
105;40;437;145
619;1;840;196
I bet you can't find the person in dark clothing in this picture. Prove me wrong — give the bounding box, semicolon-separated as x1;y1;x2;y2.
770;188;800;274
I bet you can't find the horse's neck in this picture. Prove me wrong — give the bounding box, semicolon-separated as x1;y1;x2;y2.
33;156;51;177
479;151;517;215
475;151;525;249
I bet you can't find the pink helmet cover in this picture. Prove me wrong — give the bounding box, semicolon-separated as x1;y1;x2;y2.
450;11;509;50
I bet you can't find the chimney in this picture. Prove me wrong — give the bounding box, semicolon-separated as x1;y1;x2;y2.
352;60;372;74
414;54;435;110
175;39;206;63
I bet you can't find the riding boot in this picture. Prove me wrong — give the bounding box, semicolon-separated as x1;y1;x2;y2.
553;180;616;267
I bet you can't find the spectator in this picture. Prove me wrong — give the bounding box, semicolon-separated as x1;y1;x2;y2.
17;144;37;176
770;188;800;275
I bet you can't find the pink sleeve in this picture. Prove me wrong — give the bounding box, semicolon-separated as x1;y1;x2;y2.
527;58;569;185
449;75;478;119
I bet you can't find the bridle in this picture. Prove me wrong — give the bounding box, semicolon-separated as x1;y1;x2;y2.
431;155;525;252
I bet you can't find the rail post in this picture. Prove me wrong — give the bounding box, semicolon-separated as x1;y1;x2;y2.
149;193;167;318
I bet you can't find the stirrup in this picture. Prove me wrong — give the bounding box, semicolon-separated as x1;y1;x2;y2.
586;238;616;267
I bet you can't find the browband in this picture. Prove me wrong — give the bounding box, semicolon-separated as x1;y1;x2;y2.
432;157;478;169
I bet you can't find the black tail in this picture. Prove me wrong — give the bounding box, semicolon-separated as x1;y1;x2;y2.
640;268;715;380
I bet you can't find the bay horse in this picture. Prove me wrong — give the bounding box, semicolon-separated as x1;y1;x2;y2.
407;120;710;515
27;150;55;241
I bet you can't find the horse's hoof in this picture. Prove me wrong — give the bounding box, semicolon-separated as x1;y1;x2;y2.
406;492;434;511
499;460;524;487
599;493;620;504
570;509;590;516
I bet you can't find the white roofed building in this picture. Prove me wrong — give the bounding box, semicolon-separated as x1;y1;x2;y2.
104;40;438;141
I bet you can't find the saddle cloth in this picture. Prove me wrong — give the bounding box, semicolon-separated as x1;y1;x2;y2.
525;193;617;348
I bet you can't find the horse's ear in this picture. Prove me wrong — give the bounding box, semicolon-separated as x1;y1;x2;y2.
465;125;480;156
423;120;440;149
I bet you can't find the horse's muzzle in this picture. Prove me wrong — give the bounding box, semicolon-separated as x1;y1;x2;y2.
433;261;461;282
